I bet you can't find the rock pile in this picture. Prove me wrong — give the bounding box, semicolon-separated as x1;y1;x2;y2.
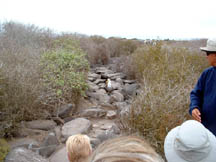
5;65;139;162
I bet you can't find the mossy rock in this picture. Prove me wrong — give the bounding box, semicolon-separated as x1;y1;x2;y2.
0;138;10;162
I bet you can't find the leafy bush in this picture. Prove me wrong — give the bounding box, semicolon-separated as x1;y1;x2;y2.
40;48;89;105
122;42;208;155
0;22;89;137
0;138;10;162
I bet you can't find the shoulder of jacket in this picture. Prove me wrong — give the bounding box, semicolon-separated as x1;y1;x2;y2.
203;66;214;73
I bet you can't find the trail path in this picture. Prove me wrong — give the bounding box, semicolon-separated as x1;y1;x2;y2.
5;64;139;162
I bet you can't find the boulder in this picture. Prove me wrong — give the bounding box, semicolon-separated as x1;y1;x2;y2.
111;81;123;90
94;79;105;85
95;67;112;74
5;147;48;162
57;104;74;118
110;91;124;103
123;80;136;84
9;138;40;150
15;127;48;138
39;133;59;158
87;82;99;92
25;120;56;131
116;78;123;85
81;108;107;118
88;73;100;81
61;118;92;138
107;73;126;80
106;110;117;119
122;83;139;98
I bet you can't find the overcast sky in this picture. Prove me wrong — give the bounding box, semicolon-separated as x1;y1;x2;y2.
1;0;216;40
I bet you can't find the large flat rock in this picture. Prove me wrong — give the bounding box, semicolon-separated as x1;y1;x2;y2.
5;147;48;162
61;118;92;138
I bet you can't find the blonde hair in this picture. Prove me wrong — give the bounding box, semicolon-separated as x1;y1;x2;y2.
88;136;164;162
66;134;92;162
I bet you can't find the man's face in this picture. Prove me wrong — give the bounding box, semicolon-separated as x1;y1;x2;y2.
206;52;216;66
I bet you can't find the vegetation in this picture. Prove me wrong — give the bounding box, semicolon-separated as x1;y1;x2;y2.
40;48;89;105
0;138;10;162
0;21;209;159
121;42;208;154
0;22;89;137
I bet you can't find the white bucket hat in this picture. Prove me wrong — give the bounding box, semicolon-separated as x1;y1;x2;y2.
200;38;216;52
164;120;216;162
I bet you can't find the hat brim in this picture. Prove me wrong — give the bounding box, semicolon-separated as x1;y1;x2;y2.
164;126;216;162
200;47;216;52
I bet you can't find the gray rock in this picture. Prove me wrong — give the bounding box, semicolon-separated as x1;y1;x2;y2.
110;124;121;134
5;147;48;162
111;81;123;90
95;67;112;74
87;82;99;92
100;103;118;110
49;146;68;162
88;73;100;80
86;92;100;99
123;80;136;84
81;108;107;118
25;120;56;131
39;133;59;158
9;138;40;150
122;83;139;99
101;123;114;130
15;127;48;137
98;93;110;104
87;90;110;104
97;89;107;94
57;104;74;118
54;126;62;141
110;91;124;103
88;77;95;82
101;73;109;79
96;131;117;143
98;83;106;89
116;78;123;85
61;118;92;138
107;73;126;80
94;79;105;85
106;110;117;119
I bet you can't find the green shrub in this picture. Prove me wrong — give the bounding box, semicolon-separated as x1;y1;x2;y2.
0;138;10;162
52;34;81;52
40;48;89;104
122;43;209;155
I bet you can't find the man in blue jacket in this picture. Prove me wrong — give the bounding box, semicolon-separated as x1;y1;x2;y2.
189;38;216;136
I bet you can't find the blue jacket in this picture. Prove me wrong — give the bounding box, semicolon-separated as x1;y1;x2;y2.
189;66;216;136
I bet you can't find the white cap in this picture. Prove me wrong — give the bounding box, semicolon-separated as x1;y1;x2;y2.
200;38;216;52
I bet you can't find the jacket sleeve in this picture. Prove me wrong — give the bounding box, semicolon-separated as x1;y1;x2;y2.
189;73;205;115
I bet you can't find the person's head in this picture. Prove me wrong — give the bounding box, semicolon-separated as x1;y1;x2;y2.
164;120;216;162
66;134;92;162
88;136;164;162
200;38;216;66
